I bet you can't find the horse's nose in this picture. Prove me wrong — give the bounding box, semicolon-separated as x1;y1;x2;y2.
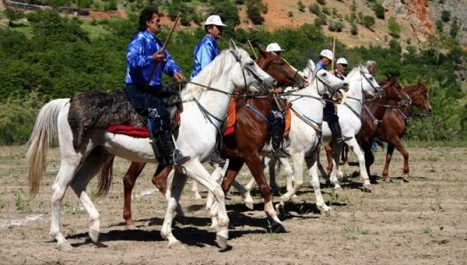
341;82;349;92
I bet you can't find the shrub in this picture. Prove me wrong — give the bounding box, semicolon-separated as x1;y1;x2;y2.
362;15;375;30
350;23;358;35
388;17;401;38
441;10;450;22
309;3;320;15
373;3;385;19
298;0;305;12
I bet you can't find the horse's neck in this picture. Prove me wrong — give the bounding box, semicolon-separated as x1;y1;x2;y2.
197;80;233;124
366;93;391;120
342;82;364;114
288;85;323;119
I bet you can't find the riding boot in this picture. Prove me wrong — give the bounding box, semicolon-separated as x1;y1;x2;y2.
151;138;167;166
209;133;226;164
158;130;191;166
271;124;287;158
329;121;344;166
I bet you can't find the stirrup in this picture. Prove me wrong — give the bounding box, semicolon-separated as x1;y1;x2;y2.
274;148;288;158
209;150;226;164
170;149;190;165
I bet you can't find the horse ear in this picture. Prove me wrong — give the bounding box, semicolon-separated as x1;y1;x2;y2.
307;59;315;71
229;38;238;52
258;46;267;57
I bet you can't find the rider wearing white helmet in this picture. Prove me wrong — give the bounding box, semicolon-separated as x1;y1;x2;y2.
317;49;345;158
266;42;288;158
332;57;348;80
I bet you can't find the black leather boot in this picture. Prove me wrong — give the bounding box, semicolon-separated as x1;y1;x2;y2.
271;124;287;158
329;121;344;167
158;130;190;166
209;133;226;164
151;138;167;166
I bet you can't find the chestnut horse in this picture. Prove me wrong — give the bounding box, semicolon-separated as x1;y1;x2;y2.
325;81;432;183
375;81;432;182
120;48;306;229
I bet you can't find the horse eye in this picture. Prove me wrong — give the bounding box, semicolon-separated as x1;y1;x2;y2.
248;61;255;66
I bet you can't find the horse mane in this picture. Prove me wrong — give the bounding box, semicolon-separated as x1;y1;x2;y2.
404;82;426;94
344;64;367;82
181;48;245;101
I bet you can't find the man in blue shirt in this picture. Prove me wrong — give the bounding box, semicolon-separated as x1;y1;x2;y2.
317;49;345;153
125;7;190;166
190;14;227;163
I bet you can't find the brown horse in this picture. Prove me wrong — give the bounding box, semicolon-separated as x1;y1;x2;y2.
320;76;409;180
375;81;432;182
325;81;432;183
121;48;306;228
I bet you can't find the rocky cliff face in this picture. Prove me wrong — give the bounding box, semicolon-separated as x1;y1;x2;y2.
384;0;467;46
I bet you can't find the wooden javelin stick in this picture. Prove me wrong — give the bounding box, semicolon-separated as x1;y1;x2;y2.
331;35;336;71
247;39;257;58
145;13;181;89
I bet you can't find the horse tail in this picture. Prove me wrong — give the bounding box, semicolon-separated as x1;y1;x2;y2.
26;98;70;199
95;156;115;197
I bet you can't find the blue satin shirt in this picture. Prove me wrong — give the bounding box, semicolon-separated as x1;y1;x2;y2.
189;35;219;80
124;30;182;87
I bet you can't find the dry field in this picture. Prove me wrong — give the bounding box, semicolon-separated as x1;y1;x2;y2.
0;145;466;264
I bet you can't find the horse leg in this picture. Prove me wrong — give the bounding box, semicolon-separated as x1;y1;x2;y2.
382;143;395;182
279;153;305;205
122;162;146;228
178;161;230;250
243;156;284;232
151;166;185;219
191;181;203;200
206;162;230;210
50;160;80;251
306;154;331;213
324;143;333;178
160;170;188;249
346;138;371;191
266;157;282;192
69;152;114;245
361;140;376;183
222;158;253;209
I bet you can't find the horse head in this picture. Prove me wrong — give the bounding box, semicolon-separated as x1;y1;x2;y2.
303;59;347;97
380;76;411;107
347;65;384;98
256;48;306;89
229;39;276;94
404;81;433;117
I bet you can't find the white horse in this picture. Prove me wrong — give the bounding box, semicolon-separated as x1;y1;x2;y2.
239;64;383;211
26;39;275;251
321;65;383;190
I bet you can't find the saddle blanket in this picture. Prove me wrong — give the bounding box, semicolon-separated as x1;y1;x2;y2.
108;125;150;138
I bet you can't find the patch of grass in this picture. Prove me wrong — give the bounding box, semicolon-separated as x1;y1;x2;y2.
14;188;31;213
422;226;432;233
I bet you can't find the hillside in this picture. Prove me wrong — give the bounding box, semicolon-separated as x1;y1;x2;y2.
1;0;466;49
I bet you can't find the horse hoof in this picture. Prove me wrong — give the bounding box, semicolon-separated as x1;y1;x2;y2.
268;222;287;233
57;241;73;252
334;185;343;191
362;183;372;192
321;206;332;215
215;234;230;251
89;228;99;243
168;240;185;249
244;200;254;210
403;178;410;183
126;224;138;230
385;178;393;183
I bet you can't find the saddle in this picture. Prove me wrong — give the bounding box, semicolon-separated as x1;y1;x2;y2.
68;87;182;149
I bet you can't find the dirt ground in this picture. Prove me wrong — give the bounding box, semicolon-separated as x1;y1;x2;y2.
0;145;466;264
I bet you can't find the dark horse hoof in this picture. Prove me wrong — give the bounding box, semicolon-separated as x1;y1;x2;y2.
267;222;287;233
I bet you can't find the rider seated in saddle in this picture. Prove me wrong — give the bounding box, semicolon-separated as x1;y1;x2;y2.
125;7;190;166
190;14;227;164
266;42;288;158
332;57;348;81
317;49;346;153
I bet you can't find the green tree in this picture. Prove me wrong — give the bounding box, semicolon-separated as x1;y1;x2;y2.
373;3;385;19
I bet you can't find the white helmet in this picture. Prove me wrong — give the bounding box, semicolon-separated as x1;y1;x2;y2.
266;43;285;52
205;15;227;27
320;49;334;60
336;58;348;65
